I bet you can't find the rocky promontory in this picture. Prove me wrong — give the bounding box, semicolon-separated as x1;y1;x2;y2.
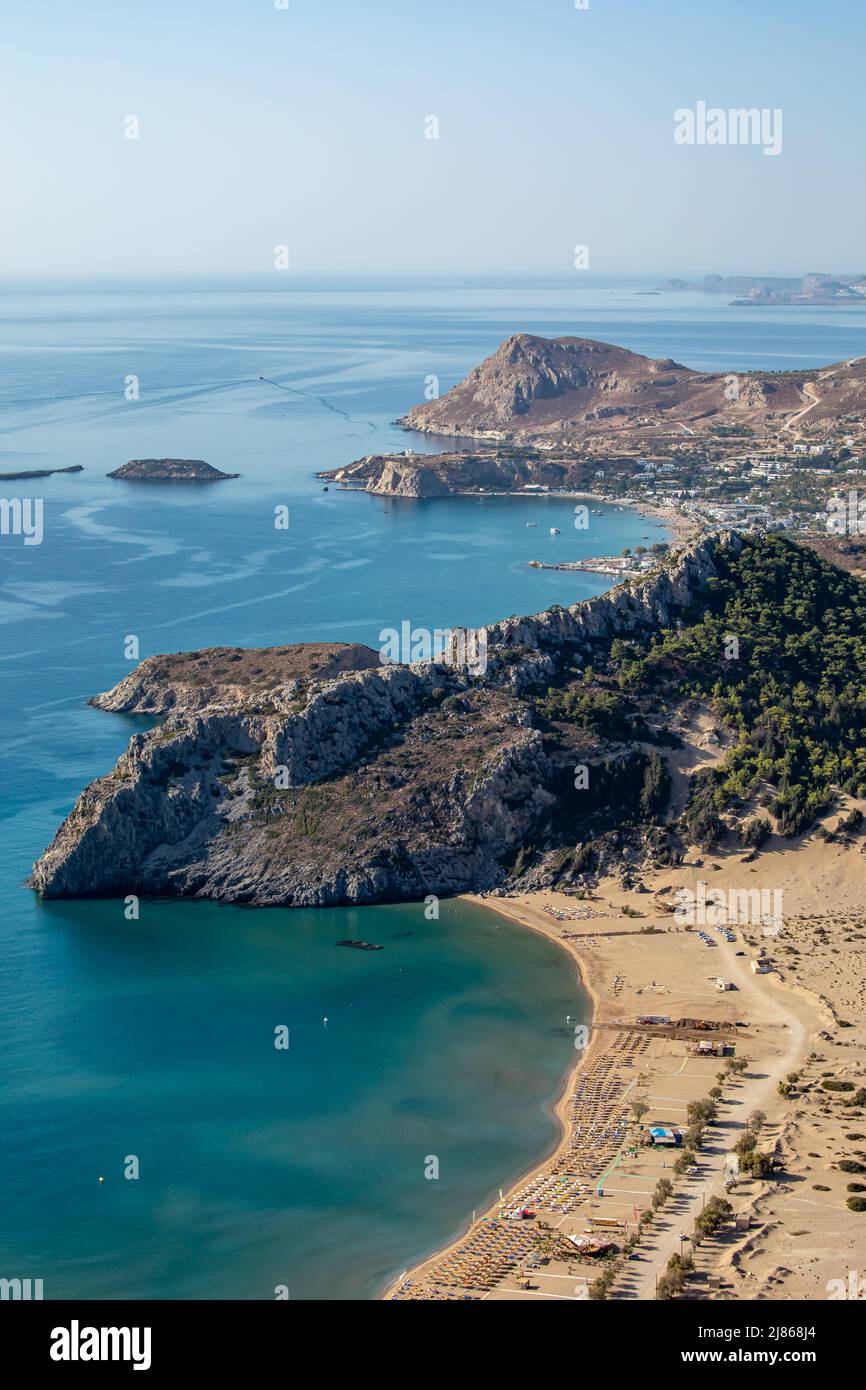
90;642;381;716
107;459;240;481
30;535;741;907
318;449;596;497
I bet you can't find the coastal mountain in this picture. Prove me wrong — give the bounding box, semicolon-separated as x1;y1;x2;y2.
400;334;702;438
31;534;866;907
398;333;866;443
107;459;240;481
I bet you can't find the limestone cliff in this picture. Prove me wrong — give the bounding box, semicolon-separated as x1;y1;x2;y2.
318;450;585;496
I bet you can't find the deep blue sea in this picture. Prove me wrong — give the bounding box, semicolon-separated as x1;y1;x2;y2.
2;278;864;1298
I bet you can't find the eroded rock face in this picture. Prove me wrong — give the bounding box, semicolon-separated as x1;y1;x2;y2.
30;537;733;907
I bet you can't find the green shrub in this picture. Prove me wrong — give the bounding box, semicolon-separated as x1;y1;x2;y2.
741;816;772;848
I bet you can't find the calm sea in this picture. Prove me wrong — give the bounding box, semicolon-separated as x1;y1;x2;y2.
1;278;863;1298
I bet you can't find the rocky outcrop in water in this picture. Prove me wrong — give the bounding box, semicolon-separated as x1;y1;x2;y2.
0;464;83;481
107;459;240;481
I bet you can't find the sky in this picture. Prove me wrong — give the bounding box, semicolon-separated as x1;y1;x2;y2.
1;0;864;279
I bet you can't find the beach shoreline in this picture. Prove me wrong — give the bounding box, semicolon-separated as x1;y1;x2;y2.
329;480;696;549
566;492;698;546
384;827;866;1302
381;891;606;1300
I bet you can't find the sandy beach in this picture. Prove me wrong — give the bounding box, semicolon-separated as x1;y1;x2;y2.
572;493;699;546
386;806;866;1301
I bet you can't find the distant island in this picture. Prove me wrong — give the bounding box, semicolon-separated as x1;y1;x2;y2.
658;272;866;306
107;458;240;482
0;464;83;481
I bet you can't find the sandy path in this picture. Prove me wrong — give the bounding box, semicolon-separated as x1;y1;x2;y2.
783;380;821;433
619;940;814;1299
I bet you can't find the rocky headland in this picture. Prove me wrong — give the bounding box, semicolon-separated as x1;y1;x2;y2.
318;448;599;498
32;535;737;905
32;532;866;913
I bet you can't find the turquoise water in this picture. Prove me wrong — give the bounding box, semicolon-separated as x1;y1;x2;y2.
2;279;864;1298
2;895;581;1300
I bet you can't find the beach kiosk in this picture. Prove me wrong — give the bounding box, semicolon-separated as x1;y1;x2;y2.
648;1125;682;1148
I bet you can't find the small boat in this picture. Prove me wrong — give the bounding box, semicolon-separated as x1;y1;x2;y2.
549;527;560;535
337;938;383;952
526;522;537;528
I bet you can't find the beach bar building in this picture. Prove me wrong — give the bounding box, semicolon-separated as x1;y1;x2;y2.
648;1126;682;1148
697;1039;734;1057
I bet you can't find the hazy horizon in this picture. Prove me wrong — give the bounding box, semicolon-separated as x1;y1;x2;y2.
2;0;863;280
2;269;865;288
